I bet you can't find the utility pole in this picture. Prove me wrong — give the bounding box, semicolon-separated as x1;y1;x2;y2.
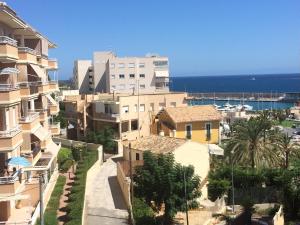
39;174;44;225
184;170;189;225
129;143;134;204
231;150;235;213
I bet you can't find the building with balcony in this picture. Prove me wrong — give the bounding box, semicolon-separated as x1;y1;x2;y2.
73;51;170;94
0;2;60;223
64;92;187;148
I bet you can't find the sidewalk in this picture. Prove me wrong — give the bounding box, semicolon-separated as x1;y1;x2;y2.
84;158;128;225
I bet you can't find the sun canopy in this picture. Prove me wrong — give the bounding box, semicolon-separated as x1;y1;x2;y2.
7;157;31;167
208;144;224;156
155;70;169;77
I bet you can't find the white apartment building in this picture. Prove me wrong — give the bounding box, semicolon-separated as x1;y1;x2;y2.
73;51;170;94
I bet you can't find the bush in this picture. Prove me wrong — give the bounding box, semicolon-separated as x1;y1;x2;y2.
133;198;156;225
58;147;73;172
207;179;230;201
71;144;86;161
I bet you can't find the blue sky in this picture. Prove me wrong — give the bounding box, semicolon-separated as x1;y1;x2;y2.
5;0;300;79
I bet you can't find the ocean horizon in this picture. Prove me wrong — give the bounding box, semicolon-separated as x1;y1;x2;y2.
170;73;300;93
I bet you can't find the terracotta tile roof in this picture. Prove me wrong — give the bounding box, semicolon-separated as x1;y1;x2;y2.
163;105;221;123
123;135;187;154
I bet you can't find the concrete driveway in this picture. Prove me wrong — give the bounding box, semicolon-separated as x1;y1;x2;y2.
85;158;128;225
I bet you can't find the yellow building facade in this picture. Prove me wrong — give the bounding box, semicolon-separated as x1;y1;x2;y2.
157;105;221;144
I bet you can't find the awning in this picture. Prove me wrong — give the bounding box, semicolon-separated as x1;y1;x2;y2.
29;64;45;80
208;144;224;156
155;70;169;77
33;125;49;141
46;94;57;105
0;194;29;202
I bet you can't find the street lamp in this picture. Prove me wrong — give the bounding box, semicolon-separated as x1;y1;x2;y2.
231;150;235;213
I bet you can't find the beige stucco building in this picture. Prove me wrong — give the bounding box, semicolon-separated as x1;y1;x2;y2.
64;92;188;149
121;135;223;200
0;2;60;223
73;51;170;94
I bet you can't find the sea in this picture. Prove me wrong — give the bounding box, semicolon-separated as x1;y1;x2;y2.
170;73;300;110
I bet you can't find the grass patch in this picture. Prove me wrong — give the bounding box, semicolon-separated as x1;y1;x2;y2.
65;149;98;225
273;120;299;128
36;175;66;225
58;147;74;172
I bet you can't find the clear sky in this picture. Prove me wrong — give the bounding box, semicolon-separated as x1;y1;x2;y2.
4;0;300;79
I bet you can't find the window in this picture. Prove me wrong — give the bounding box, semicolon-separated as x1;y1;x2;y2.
122;106;129;114
111;85;116;90
139;104;145;112
159;103;165;110
111;74;115;79
121;121;129;132
139;74;145;78
150;103;154;111
128;63;135;68
136;153;140;160
118;63;125;68
139;63;145;68
88;68;93;72
129;74;135;79
134;104;137;112
131;120;138;130
104;104;111;114
129;84;135;90
139;84;145;89
206;123;211;141
186;124;192;139
110;63;115;68
153;60;168;67
119;74;125;79
89;81;93;85
170;102;176;107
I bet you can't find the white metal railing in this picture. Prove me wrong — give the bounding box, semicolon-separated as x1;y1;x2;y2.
0;220;31;225
19;112;39;123
18;47;37;55
0;83;19;91
0;125;21;138
0;36;18;47
0;170;20;184
50;122;60;128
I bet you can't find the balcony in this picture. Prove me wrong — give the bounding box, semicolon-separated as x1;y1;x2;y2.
49;104;59;115
19;82;39;98
49;122;60;136
37;81;50;93
0;126;23;152
37;55;48;68
49;81;59;92
47;58;58;70
19;112;40;131
0;170;22;194
18;47;37;64
34;109;48;122
0;36;19;62
0;84;21;105
92;112;120;122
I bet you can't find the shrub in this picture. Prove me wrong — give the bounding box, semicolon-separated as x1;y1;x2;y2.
133;198;156;225
58;147;73;172
207;179;230;201
71;144;86;161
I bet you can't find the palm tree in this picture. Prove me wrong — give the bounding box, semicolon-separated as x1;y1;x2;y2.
226;117;278;168
274;132;300;169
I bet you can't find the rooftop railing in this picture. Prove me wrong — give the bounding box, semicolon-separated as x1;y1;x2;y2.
0;170;20;184
18;46;37;55
0;125;21;138
0;36;18;47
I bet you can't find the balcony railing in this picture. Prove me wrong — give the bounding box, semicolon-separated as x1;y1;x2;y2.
0;170;20;184
0;125;21;138
0;36;17;47
18;47;37;55
0;83;19;91
0;67;19;75
19;112;39;123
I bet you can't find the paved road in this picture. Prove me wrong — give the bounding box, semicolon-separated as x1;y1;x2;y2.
85;158;128;225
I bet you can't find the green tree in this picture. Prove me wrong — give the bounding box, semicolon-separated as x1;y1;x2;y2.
134;151;201;225
86;126;116;153
274;132;300;169
226;117;278;168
